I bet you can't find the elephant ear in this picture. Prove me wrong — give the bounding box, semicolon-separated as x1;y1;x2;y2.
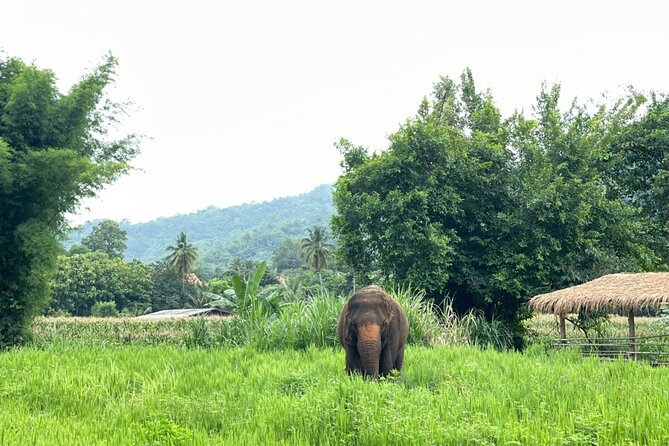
382;295;396;326
344;309;357;346
345;319;357;346
338;302;354;346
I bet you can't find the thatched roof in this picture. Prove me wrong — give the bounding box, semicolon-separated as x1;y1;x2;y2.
528;273;669;316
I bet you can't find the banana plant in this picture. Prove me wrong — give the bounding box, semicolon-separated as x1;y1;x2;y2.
209;261;281;317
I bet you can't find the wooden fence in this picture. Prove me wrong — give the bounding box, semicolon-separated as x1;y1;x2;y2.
554;334;669;366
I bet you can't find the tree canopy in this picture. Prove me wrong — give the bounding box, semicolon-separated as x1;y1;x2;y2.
50;252;151;316
0;54;139;346
332;69;668;337
81;219;127;259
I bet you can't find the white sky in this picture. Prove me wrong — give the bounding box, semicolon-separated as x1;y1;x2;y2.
1;0;667;224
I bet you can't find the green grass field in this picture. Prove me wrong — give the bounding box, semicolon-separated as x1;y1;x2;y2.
2;344;669;445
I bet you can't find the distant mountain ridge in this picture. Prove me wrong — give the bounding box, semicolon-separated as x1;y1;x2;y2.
68;184;335;268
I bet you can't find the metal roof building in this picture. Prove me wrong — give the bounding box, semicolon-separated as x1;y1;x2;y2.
136;308;232;319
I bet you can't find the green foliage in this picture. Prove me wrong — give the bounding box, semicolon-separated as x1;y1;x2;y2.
278;268;352;299
207;277;232;295
49;252;152;316
211;261;282;318
333;70;668;337
184;281;226;309
81;219;127;258
301;226;335;273
271;238;304;272
389;287;442;346
133;417;192;446
164;232;198;295
67;184;334;269
149;260;185;311
0;54;138;347
90;300;119;318
335;137;369;173
605;95;669;262
565;310;611;341
301;225;335;289
225;257;275;285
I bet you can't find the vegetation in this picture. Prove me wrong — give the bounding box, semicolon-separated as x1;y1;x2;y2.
31;288;510;350
80;219;127;259
67;184;334;270
164;232;199;296
49;252;152;316
2;344;669;445
90;300;119;318
0;54;139;347
301;225;335;289
272;238;305;272
333;70;669;343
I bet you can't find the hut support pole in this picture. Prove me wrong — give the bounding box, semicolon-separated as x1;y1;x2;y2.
628;310;636;361
559;314;566;345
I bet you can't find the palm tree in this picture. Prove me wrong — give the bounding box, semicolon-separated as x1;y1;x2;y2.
301;226;335;289
165;232;199;297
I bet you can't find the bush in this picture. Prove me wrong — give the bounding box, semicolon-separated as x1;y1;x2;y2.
91;301;119;318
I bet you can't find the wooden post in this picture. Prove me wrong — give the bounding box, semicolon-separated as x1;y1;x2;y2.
559;314;567;345
628;310;636;360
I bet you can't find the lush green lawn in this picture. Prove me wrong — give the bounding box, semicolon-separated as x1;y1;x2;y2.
1;345;668;445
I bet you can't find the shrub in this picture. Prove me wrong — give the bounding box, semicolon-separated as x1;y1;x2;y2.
90;301;119;318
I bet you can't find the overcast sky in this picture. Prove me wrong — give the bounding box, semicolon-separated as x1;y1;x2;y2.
1;0;668;224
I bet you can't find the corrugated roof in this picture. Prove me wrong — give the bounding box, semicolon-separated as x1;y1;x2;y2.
136;308;232;319
528;272;669;316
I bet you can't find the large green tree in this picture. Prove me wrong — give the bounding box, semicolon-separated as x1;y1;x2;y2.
81;219;127;259
49;252;151;316
333;70;666;337
0;54;139;346
604;95;669;261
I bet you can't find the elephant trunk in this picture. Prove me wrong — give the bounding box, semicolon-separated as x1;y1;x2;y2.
357;324;381;378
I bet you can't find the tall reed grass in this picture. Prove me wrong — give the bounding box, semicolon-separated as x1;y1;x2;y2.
33;288;513;350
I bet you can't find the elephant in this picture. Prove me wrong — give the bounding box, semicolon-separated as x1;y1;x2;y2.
337;286;409;378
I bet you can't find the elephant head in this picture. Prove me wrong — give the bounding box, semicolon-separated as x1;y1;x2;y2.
337;286;408;378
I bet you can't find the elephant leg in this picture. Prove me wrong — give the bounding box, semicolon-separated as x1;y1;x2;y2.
345;348;362;374
379;343;395;377
394;345;405;372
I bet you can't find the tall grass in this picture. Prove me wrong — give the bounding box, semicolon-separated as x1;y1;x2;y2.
2;344;668;445
33;288;513;350
392;286;513;350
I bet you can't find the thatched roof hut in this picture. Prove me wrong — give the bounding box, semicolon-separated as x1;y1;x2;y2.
528;272;669;353
528;272;669;316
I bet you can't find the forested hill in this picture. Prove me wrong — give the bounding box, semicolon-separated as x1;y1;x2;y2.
68;184;334;268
